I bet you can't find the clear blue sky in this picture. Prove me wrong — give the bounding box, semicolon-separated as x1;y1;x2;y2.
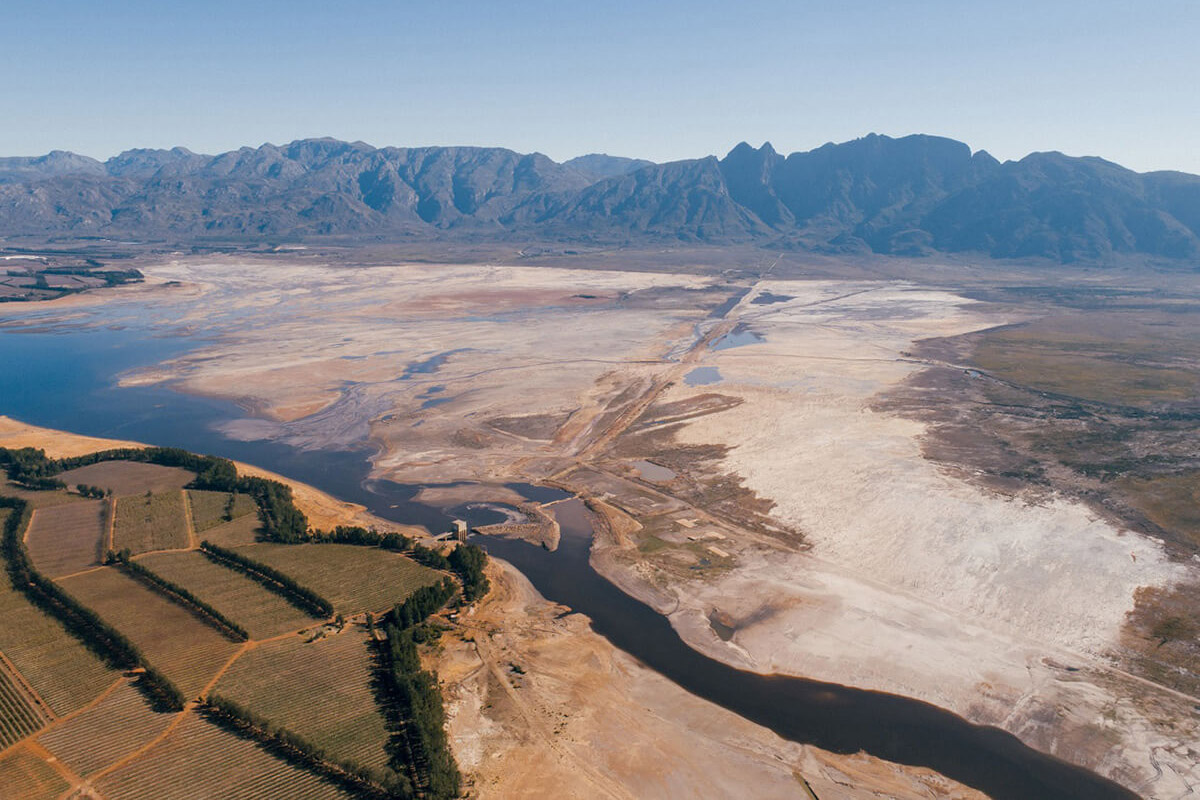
4;0;1198;173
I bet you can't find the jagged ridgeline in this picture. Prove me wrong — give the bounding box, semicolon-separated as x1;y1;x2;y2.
0;444;486;798
3;135;1200;262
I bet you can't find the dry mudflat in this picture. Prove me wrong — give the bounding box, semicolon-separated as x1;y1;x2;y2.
3;255;1198;796
441;558;985;799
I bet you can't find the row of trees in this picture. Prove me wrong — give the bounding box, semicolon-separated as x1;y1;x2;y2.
75;484;110;499
201;694;406;800
108;550;248;642
199;541;333;618
0;496;185;712
389;579;456;631
368;570;463;799
375;615;461;798
313;525;413;552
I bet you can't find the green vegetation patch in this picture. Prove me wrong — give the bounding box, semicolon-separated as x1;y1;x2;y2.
58;567;241;698
37;681;174;777
239;544;443;615
215;629;394;777
137;551;313;640
1116;471;1200;550
113;491;190;555
187;490;256;533
972;317;1200;407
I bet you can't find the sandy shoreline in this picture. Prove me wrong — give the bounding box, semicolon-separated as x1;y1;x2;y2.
0;415;419;535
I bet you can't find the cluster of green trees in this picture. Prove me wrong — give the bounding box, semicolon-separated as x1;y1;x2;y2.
238;476;309;542
447;544;489;602
407;543;451;570
376;613;461;799
313;525;413;552
199;541;333;618
107;550;248;642
201;694;407;800
389;579;456;630
0;447;65;489
0;496;185;712
138;665;187;712
41;266;144;287
368;572;463;798
75;484;110;499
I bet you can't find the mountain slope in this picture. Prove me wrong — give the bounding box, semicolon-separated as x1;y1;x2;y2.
1;135;1198;263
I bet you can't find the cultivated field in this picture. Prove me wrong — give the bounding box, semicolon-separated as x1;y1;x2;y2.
0;661;49;749
24;499;106;577
37;681;174;777
0;565;115;717
0;746;69;799
59;461;193;496
214;628;392;774
238;543;442;614
113;491;189;554
92;713;356;800
197;513;261;548
187;489;256;532
57;568;241;697
136;551;313;639
0;482;86;509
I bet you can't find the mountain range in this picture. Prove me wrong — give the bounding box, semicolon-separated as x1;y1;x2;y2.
2;134;1199;263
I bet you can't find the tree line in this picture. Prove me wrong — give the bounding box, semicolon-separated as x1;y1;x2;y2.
0;446;311;544
200;694;407;800
0;496;185;712
372;578;462;799
447;544;488;602
107;550;249;642
199;541;333;618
